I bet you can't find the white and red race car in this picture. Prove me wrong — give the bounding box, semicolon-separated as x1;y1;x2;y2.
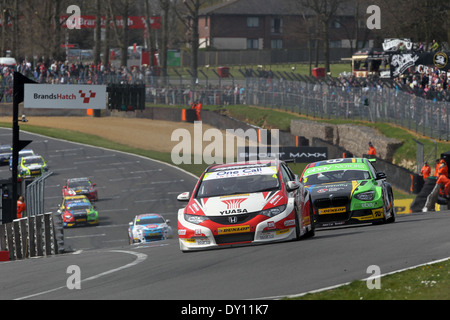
177;160;315;252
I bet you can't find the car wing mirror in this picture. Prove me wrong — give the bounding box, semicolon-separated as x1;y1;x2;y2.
375;172;386;180
177;192;190;201
286;181;300;192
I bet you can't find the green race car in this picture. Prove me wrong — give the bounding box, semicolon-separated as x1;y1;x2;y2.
300;158;396;227
58;195;99;228
18;155;48;179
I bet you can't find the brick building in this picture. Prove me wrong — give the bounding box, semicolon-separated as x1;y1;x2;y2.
198;0;374;51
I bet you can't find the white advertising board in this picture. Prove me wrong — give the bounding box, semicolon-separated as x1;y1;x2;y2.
24;84;107;109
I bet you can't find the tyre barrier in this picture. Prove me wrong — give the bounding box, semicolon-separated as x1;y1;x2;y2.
0;212;64;261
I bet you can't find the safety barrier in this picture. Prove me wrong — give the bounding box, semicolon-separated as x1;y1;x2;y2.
0;212;64;261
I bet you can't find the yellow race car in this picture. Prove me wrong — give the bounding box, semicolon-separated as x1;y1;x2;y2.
18;155;48;179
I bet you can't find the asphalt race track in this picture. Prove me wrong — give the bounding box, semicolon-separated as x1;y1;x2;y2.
0;128;449;301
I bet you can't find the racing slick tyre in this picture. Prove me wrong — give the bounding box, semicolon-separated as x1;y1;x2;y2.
385;190;396;223
374;191;396;225
294;208;301;241
302;202;315;239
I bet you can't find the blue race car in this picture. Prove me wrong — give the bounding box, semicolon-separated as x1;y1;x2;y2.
128;214;173;244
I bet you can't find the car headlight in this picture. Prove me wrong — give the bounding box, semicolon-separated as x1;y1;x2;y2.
354;191;375;201
260;204;287;218
184;213;210;225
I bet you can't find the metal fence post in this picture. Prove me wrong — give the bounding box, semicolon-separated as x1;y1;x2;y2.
28;215;37;257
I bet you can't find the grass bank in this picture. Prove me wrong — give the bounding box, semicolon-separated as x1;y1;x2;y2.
287;258;450;300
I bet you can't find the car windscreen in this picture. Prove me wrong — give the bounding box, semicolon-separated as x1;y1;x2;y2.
68;180;90;188
66;202;90;210
136;216;165;225
302;169;370;185
23;157;44;165
197;166;280;198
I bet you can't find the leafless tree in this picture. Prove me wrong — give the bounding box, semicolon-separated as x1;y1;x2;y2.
300;0;348;73
108;0;131;67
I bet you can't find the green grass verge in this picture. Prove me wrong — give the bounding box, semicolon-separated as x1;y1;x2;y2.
286;259;450;300
0;122;208;177
169;63;352;80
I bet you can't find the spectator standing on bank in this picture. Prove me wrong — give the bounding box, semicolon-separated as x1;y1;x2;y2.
368;142;376;157
431;40;439;51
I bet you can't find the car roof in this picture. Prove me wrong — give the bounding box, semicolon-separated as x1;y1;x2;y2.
64;195;89;201
68;177;90;182
22;155;43;160
206;160;281;172
304;158;372;172
136;213;163;219
308;157;369;166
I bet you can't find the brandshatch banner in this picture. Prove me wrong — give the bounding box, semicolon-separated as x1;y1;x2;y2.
24;84;107;109
237;147;328;163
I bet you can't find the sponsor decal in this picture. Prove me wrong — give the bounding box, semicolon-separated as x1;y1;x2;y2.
305;163;366;174
267;221;275;229
260;232;274;239
355;215;374;221
372;208;384;218
276;229;290;235
220;208;248;215
197;239;211;245
361;202;375;208
284;219;296;227
220;193;249;198
217;225;251;234
269;193;284;205
318;207;346;215
222;198;246;210
206;167;276;180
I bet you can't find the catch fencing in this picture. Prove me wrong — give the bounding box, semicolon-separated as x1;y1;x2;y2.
142;75;450;142
3;71;448;142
